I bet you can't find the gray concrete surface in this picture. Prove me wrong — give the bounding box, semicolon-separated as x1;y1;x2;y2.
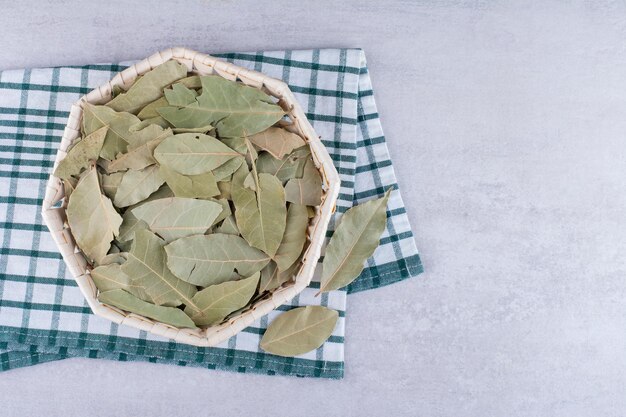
1;1;626;415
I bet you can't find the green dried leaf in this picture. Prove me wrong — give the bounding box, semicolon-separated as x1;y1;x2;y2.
137;97;169;120
105;128;172;173
172;125;214;134
260;306;338;357
100;171;124;200
159;164;219;198
164;83;198;106
95;252;128;266
183;273;260;326
131;116;170;130
114;165;165;207
91;263;146;300
208;197;232;226
54;126;108;180
215;214;239;236
63;177;78;201
232;165;287;257
83;103;170;160
107;60;188;114
158;75;285;138
217;180;231;200
177;75;201;89
284;159;322;206
248;127;306;159
131;197;223;242
257;145;311;182
165;234;270;287
121;230;197;307
99;289;196;328
258;260;299;293
319;189;391;293
274;204;308;271
118;210;149;243
67;166;123;263
154;133;241;175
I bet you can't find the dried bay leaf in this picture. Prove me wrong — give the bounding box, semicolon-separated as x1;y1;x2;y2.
257;145;311;182
232;165;286;257
99;289;196;328
154;133;241;175
208;197;232;226
118;210;149;243
91;264;146;299
258;260;299;293
83;104;170;160
121;230;197;307
114;165;165;207
164;83;198;106
131;197;223;242
107;60;188;114
63;177;78;200
96;252;128;266
165;234;270;286
54;126;108;180
159;165;219;198
274;204;308;271
319;189;391;293
215;214;239;235
158;75;284;138
248;127;306;159
67;167;123;263
137;97;169;120
183;273;260;326
260;306;338;357
177;75;201;89
131;116;170;130
284;158;322;206
100;171;124;200
217;180;231;200
105;128;172;173
172;125;214;134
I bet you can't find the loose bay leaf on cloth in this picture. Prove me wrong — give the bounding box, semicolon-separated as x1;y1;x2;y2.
248;127;306;159
183;273;260;326
273;204;309;271
121;230;197;307
232;165;287;257
99;289;196;328
154;133;241;175
66;167;123;263
284;158;323;206
131;197;223;242
159;165;219;198
107;60;188;114
165;234;270;287
54;126;108;180
114;164;165;207
158;75;285;138
260;306;338;357
319;189;392;293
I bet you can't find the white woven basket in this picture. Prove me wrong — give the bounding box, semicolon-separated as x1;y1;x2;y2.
41;48;340;347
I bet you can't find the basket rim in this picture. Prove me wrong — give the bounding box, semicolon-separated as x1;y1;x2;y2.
41;47;341;347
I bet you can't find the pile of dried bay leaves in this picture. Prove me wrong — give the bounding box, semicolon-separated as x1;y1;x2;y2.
55;60;391;357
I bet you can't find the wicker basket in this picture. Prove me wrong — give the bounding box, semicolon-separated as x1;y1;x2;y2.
41;48;340;347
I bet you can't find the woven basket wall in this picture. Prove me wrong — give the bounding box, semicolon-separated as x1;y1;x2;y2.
41;48;341;347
